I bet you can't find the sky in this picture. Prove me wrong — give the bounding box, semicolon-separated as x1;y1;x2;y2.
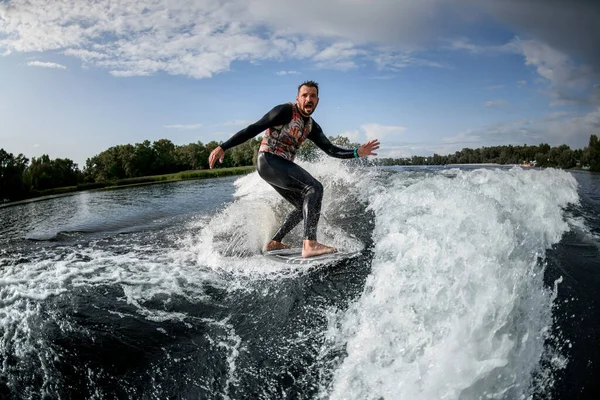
1;0;599;167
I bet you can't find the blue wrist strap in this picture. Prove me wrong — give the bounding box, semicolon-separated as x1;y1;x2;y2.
354;148;359;158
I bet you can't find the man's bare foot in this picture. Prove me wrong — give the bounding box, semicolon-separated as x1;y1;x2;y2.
302;240;337;258
263;240;291;251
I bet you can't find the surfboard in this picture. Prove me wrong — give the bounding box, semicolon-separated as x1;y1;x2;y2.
262;247;361;265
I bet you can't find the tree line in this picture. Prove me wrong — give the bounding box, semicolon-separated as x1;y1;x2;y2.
376;135;600;171
1;138;260;202
2;134;599;202
82;138;261;182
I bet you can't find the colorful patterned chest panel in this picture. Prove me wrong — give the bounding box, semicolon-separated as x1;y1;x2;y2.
259;103;313;161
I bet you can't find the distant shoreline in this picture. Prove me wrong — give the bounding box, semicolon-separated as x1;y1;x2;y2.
446;163;504;166
0;166;255;209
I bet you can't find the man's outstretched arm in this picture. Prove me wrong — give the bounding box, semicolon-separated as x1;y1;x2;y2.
209;103;293;168
308;122;380;159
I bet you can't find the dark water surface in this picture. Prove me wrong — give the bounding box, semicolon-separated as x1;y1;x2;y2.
0;165;599;399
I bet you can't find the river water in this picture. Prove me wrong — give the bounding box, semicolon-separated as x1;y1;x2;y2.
0;159;598;399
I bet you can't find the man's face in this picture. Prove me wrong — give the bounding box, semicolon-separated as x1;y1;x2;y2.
296;85;319;116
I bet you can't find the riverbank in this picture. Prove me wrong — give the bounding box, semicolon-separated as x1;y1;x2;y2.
0;166;255;208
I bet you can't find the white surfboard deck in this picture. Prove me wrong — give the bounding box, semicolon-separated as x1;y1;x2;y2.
262;247;361;265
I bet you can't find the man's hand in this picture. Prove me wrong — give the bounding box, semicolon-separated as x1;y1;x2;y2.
208;146;225;169
357;139;380;157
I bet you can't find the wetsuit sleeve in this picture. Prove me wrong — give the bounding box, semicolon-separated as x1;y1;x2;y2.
220;104;293;150
307;121;356;159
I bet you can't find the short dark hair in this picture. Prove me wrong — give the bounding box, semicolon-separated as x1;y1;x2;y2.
298;80;319;95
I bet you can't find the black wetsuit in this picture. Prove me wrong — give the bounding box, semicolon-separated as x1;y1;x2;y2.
221;103;356;241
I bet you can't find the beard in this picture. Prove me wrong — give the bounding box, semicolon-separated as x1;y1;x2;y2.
299;103;316;116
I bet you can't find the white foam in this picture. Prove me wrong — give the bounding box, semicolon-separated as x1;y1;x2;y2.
325;167;579;400
0;239;229;328
1;163;580;398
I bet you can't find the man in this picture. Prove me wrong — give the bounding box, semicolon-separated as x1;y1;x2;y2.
209;81;380;258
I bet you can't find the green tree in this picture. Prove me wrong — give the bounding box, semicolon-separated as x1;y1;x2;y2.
152;139;176;175
26;155;54;190
555;145;576;169
588;134;600;171
22;155;80;191
0;149;29;201
84;146;127;182
51;158;80;187
194;141;210;169
131;140;156;177
458;148;471;164
174;143;200;171
535;151;551;168
228;137;261;167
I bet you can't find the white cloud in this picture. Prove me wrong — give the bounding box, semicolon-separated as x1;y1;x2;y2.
63;48;106;59
292;39;318;59
276;70;299;76
516;39;599;106
443;37;518;55
245;0;450;46
372;49;445;71
471;0;600;72
164;124;202;130
312;42;363;71
27;60;66;69
449;36;600;107
0;0;290;78
444;1;600;110
110;68;153;77
0;0;453;79
1;0;597;118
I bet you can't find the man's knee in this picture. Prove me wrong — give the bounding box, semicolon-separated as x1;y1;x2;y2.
305;180;323;199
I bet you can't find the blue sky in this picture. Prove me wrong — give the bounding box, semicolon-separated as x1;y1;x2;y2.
1;0;599;167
